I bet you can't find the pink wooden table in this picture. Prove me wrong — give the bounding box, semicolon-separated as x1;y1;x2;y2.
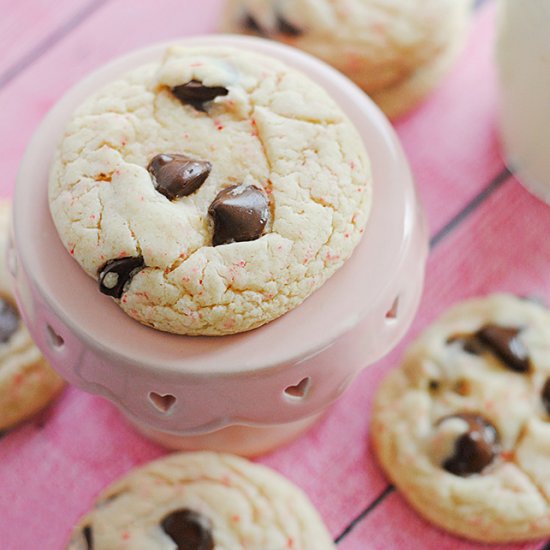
1;1;549;548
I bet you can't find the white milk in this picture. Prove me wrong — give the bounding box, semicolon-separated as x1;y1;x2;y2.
497;0;550;204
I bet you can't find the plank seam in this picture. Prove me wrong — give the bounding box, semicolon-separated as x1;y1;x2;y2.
334;485;396;544
430;167;512;249
0;0;112;91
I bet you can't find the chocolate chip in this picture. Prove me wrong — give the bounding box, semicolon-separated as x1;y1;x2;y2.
148;154;211;201
83;525;93;549
208;184;270;246
448;325;531;373
276;14;302;36
0;297;19;343
243;12;264;34
441;413;499;476
98;257;145;299
463;338;486;356
543;378;550;415
476;325;531;373
447;333;484;355
161;509;214;550
172;80;229;112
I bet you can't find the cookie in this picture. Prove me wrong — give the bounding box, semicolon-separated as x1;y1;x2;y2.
67;451;335;549
0;200;63;431
372;294;550;543
221;0;474;119
49;45;371;336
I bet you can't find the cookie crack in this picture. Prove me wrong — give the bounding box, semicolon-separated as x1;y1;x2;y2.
222;461;297;541
96;193;105;245
250;107;273;175
517;466;550;508
151;89;171;132
124;217;143;258
509;422;550;507
250;101;338;242
265;111;340;126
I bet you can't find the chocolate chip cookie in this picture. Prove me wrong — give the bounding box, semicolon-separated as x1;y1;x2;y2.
222;0;474;119
372;294;550;542
67;451;335;549
0;200;63;430
49;45;371;336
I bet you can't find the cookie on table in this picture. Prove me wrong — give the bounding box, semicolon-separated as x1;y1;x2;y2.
49;45;371;336
372;294;550;543
221;0;474;119
0;200;63;431
67;451;335;549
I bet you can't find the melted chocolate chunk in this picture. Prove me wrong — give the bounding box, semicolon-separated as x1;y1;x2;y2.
243;12;264;34
148;154;211;200
448;325;531;373
477;325;531;373
448;333;485;356
542;378;550;415
463;338;485;356
276;14;303;36
83;525;93;549
98;257;145;299
172;80;229;112
208;184;270;246
0;297;19;343
441;413;499;476
161;509;214;550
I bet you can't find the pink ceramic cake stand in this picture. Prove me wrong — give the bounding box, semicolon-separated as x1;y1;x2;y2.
11;35;428;456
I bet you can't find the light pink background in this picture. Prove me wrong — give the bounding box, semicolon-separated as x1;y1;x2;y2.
1;1;549;549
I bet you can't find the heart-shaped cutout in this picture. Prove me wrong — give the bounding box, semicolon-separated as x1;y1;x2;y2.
46;325;64;349
148;392;177;414
385;296;400;320
284;377;311;400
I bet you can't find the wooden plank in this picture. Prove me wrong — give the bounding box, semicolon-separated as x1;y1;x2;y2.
0;0;101;76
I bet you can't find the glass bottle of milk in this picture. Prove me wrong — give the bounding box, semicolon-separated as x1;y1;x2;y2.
497;0;550;204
